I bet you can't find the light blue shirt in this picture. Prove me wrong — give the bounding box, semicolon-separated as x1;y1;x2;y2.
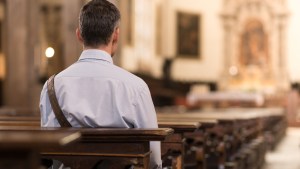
40;49;161;169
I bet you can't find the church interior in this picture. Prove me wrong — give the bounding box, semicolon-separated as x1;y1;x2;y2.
0;0;300;168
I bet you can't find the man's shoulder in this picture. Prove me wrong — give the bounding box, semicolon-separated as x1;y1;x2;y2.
55;63;148;90
114;66;148;88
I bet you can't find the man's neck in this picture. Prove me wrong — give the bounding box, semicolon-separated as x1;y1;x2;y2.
83;45;112;56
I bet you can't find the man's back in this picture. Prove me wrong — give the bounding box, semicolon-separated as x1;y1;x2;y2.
40;50;157;128
39;49;162;168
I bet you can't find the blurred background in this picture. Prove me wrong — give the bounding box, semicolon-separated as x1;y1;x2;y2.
1;0;300;168
1;0;300;125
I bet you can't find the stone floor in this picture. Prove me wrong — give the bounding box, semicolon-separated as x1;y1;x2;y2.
262;127;300;169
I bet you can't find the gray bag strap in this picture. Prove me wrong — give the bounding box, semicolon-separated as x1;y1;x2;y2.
47;75;72;127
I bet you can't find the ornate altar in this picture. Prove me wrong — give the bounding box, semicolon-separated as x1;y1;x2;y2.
219;0;289;93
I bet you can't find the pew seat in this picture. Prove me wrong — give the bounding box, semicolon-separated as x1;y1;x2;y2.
0;126;173;169
0;129;80;169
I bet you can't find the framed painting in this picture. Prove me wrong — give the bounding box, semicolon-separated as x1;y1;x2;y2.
239;19;269;68
176;11;201;59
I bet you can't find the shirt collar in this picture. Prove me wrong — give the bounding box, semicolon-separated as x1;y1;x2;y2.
78;49;113;64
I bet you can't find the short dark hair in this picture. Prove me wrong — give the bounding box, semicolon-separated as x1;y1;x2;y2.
79;0;120;47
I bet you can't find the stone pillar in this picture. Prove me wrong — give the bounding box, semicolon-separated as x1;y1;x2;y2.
62;0;82;67
109;0;121;66
222;16;234;73
219;14;235;90
4;0;40;114
276;13;290;91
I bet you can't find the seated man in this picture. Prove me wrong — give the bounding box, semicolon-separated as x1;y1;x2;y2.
39;0;161;168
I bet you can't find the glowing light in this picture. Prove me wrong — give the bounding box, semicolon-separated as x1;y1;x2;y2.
45;47;55;58
229;66;238;76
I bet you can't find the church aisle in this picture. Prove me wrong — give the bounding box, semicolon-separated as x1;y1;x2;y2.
262;127;300;169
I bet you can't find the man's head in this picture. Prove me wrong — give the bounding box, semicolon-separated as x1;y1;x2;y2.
77;0;121;55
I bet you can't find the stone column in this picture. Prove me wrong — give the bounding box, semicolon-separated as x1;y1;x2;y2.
110;0;121;66
4;0;40;114
219;14;235;90
276;13;289;91
28;0;42;114
222;16;233;74
62;0;82;67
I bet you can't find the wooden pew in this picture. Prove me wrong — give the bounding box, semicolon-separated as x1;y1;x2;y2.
0;113;250;169
0;108;17;116
0;115;40;126
0;115;202;169
0;120;40;126
256;108;287;150
157;110;260;169
0;107;285;169
0;129;80;169
158;121;201;169
0;125;173;169
158;116;218;169
157;107;286;169
0;117;184;169
44;127;173;169
0;115;40;121
0;119;196;169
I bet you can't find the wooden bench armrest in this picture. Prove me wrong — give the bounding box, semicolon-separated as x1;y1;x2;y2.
0;130;81;148
0;126;174;142
65;128;174;142
158;121;200;133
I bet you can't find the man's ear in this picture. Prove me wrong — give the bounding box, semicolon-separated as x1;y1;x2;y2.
76;28;83;43
112;27;120;44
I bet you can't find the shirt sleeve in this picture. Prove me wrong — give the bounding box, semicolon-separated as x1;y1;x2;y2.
39;81;60;127
39;82;49;126
133;84;162;169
